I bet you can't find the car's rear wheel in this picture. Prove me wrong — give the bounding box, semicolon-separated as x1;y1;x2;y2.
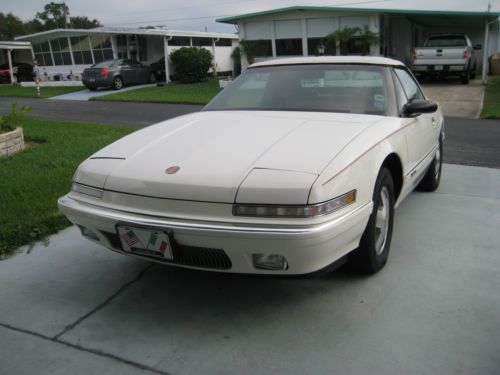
113;76;124;90
149;72;157;83
461;70;470;84
417;136;442;192
349;168;395;274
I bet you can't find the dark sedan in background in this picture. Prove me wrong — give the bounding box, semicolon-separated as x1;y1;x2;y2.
82;59;155;90
0;63;34;84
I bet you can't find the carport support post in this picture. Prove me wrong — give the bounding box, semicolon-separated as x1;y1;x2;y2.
482;20;490;84
7;49;14;85
163;36;171;84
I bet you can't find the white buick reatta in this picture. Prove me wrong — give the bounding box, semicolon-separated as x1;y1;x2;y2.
58;56;443;275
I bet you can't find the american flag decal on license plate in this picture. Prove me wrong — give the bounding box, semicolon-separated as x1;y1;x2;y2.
121;230;139;247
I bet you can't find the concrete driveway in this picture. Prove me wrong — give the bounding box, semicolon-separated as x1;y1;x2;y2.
421;79;485;119
49;83;156;101
1;163;499;375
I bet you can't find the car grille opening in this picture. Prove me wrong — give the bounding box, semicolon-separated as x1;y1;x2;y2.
100;231;232;270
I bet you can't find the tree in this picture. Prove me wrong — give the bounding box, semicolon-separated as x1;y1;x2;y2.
358;25;379;55
170;47;213;83
70;16;101;29
239;40;256;65
326;26;361;55
0;13;26;40
35;2;70;29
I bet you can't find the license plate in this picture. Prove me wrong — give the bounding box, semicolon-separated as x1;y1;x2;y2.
117;225;173;260
434;65;443;71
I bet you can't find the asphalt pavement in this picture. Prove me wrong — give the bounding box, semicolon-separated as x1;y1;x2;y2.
1;96;499;168
1;164;499;375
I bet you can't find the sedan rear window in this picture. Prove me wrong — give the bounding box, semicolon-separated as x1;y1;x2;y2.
91;60;118;68
205;64;391;115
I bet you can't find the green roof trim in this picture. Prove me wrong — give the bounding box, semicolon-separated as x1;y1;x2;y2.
216;5;500;23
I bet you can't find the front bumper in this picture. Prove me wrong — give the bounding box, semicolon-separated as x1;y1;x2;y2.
58;194;372;275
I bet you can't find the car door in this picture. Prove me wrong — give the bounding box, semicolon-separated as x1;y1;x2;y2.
119;60;136;84
393;67;439;175
130;61;147;83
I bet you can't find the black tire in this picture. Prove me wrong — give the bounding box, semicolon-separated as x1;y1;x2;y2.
113;76;124;90
349;168;395;274
461;71;470;84
149;72;157;83
417;136;443;192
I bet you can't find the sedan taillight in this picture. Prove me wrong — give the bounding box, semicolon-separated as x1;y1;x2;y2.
100;68;109;76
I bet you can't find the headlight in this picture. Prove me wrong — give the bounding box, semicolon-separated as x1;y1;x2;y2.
233;190;356;218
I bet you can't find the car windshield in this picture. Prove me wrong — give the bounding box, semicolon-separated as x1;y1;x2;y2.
205;64;390;115
91;60;118;68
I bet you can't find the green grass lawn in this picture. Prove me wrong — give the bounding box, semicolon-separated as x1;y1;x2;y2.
0;84;85;98
92;79;222;105
0;118;135;258
481;76;500;119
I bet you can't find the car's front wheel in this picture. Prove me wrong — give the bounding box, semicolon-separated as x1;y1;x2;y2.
350;168;395;274
113;76;124;90
417;136;443;192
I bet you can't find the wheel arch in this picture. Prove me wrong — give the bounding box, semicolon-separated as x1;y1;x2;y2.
381;153;403;202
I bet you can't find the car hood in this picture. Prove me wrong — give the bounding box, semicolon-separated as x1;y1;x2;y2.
77;111;382;203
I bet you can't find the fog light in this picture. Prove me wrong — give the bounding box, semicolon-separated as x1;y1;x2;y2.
78;225;100;241
253;254;288;270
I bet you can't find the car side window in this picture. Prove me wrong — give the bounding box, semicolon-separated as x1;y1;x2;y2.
393;68;425;102
392;71;408;115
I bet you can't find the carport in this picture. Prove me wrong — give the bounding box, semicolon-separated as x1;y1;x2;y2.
0;41;34;84
381;9;500;82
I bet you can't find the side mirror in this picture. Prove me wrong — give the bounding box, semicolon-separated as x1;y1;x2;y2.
473;44;482;50
404;99;438;115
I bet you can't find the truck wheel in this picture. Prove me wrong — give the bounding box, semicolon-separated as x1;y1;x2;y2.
461;71;470;84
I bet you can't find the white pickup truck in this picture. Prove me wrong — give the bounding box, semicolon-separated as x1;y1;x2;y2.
412;34;481;84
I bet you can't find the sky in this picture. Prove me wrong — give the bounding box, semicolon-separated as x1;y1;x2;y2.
2;0;500;33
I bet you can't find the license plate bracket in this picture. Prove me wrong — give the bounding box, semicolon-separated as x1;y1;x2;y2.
117;225;174;260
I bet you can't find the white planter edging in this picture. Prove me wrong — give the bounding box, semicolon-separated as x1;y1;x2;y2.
0;127;25;157
219;79;233;88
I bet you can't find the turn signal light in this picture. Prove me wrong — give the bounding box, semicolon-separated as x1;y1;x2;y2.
463;49;468;60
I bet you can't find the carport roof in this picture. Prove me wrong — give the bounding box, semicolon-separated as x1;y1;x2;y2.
0;41;32;50
217;5;500;23
15;27;238;42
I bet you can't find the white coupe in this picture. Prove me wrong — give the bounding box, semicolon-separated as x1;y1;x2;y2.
59;56;443;275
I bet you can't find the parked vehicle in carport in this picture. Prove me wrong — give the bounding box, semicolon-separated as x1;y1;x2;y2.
150;57;167;82
412;34;480;84
0;63;34;84
82;59;156;90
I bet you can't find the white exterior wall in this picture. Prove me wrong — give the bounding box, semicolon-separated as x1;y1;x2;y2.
236;10;380;67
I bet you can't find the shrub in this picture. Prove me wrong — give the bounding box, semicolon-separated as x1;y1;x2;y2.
170;47;213;83
0;101;31;133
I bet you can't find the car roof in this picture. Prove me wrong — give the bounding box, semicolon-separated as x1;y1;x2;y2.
250;56;405;68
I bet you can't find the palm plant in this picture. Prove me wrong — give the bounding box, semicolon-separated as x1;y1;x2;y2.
326;26;361;55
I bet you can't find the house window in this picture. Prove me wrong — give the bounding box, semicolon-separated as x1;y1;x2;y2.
252;40;272;58
33;42;53;66
50;38;72;65
307;38;335;56
137;36;148;61
169;37;190;46
275;39;303;56
216;39;232;47
90;35;113;63
70;36;93;64
192;38;212;46
116;35;127;59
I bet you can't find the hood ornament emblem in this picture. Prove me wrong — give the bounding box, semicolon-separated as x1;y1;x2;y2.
165;166;180;175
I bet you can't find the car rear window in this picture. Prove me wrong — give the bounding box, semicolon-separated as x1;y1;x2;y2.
205;64;391;115
425;36;467;47
91;60;118;68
